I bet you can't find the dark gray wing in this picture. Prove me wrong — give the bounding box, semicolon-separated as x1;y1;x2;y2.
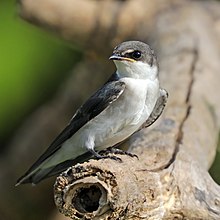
23;78;126;173
139;88;168;130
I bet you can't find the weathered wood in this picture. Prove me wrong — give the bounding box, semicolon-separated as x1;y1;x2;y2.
16;0;220;219
18;0;168;49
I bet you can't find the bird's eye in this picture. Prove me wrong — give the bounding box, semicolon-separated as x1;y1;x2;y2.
131;50;142;59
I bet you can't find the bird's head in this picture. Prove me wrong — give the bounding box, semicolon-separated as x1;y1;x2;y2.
109;41;158;80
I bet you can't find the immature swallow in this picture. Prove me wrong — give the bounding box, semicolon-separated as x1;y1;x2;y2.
16;41;168;185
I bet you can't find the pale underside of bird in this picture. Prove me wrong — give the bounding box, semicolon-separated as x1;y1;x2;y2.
16;41;168;185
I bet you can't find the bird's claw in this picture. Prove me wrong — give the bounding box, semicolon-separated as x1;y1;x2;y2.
97;154;122;162
89;149;122;162
99;147;139;159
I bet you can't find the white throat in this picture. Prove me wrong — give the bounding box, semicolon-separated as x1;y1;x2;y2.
114;60;158;80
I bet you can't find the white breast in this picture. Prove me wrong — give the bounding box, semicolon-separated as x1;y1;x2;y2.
84;77;159;149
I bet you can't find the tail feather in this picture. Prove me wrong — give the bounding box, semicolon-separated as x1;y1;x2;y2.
16;167;54;186
16;151;93;186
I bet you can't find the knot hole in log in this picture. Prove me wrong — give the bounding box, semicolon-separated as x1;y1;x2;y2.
54;161;128;219
73;185;102;213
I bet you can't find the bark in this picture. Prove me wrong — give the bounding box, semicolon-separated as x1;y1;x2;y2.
15;0;220;219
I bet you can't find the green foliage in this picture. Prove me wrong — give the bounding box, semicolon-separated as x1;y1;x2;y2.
0;0;82;143
209;134;220;184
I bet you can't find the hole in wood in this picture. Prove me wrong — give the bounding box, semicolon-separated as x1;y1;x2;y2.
73;185;102;213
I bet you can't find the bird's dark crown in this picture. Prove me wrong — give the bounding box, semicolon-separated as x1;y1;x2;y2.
112;41;157;66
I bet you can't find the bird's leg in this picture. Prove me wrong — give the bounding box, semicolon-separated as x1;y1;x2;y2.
99;146;139;159
86;136;122;162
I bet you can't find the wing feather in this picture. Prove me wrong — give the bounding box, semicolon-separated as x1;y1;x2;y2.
139;88;168;130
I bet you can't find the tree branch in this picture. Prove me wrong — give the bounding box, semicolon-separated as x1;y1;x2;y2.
18;0;172;50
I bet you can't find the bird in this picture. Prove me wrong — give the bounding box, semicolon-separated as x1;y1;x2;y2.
16;41;168;185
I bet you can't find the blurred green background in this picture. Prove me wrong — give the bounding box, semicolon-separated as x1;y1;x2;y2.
0;0;82;149
210;137;220;184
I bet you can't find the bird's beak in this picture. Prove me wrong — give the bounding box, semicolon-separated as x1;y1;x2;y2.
109;54;135;62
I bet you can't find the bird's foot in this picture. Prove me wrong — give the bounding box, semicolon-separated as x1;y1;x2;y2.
98;154;122;162
100;147;139;159
89;149;122;162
